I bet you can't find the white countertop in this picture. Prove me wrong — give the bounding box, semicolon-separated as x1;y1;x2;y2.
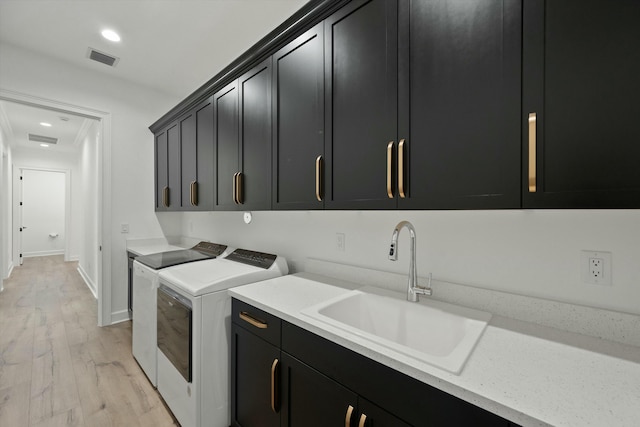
126;238;186;256
229;273;640;427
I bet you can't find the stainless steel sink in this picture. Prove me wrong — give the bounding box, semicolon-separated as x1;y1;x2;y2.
300;287;491;374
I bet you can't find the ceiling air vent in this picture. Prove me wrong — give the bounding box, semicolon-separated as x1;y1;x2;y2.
87;47;120;67
29;134;58;144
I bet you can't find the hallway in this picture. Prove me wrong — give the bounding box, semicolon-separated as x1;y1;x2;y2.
0;256;177;426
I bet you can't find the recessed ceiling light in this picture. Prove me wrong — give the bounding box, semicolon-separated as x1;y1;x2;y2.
40;122;52;127
101;29;121;42
40;143;50;148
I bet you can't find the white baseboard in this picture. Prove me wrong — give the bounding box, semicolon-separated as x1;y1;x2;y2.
110;309;131;324
6;262;13;279
76;265;97;299
23;250;65;258
69;255;79;262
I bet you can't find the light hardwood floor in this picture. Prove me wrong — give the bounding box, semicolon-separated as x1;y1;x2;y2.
0;256;178;426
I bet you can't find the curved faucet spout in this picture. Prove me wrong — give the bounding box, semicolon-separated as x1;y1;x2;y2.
388;221;432;302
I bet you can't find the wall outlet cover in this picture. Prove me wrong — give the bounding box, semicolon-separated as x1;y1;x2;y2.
580;250;612;286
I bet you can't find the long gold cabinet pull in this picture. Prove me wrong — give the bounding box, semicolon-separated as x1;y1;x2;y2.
236;172;243;204
163;186;170;207
271;358;279;413
345;405;355;427
386;141;395;198
238;311;268;329
316;155;324;202
358;413;367;427
232;173;238;204
190;181;198;206
398;139;406;198
528;112;537;193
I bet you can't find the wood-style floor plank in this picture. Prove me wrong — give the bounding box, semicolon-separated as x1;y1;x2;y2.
0;256;177;427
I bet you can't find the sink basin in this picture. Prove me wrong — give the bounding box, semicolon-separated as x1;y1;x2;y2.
300;287;491;374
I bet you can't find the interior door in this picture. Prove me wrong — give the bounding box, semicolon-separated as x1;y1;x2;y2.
20;169;66;262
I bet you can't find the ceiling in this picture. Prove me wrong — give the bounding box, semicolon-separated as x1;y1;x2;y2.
0;0;308;152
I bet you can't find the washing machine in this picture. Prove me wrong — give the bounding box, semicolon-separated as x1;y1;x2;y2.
132;241;231;387
156;249;288;427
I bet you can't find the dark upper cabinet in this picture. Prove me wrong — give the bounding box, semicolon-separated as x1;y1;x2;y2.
214;81;240;210
272;24;325;210
180;98;215;211
324;0;398;209
167;123;181;210
239;58;273;210
523;0;640;208
154;129;169;210
215;60;273;211
397;0;522;209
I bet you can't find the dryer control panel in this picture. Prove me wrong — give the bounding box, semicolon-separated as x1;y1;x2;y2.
226;249;277;269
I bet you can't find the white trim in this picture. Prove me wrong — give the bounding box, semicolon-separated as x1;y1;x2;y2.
110;309;131;324
6;262;13;279
23;250;65;258
0;88;111;328
69;255;79;262
77;265;97;299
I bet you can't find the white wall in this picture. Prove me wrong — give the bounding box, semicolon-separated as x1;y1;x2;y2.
12;146;81;260
178;209;640;316
0;42;179;322
20;169;66;257
78;121;100;293
0;126;12;287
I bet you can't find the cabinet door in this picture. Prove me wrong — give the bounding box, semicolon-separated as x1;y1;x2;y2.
194;98;215;210
239;59;272;210
280;353;357;427
180;111;197;209
324;0;398;209
398;0;521;209
167;122;181;210
231;323;280;427
357;398;411;427
154;130;168;211
214;81;240;210
523;0;640;207
272;24;325;210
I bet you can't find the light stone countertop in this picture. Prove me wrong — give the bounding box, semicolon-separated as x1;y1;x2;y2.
228;272;640;427
126;238;187;257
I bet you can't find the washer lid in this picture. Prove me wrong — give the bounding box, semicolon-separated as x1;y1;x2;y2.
158;256;288;296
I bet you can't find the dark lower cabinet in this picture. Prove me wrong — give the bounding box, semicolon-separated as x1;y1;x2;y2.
231;323;280;427
231;299;517;427
522;0;640;208
280;354;357;427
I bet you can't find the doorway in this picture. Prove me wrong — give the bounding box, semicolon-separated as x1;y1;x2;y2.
18;168;69;262
0;89;111;327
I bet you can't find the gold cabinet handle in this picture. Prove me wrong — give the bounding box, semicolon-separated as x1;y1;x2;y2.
398;139;406;198
163;186;170;207
528;113;537;193
239;311;268;329
190;181;198;206
315;155;323;202
386;141;395;198
232;173;238;204
358;413;367;427
345;405;355;427
271;358;279;413
236;172;243;204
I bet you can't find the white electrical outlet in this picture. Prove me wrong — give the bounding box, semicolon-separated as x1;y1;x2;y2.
336;233;345;252
120;223;129;234
581;250;612;286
